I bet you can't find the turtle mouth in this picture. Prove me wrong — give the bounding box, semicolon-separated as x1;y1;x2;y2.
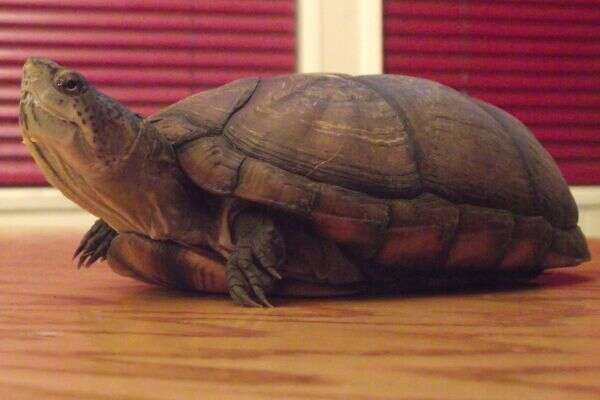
18;91;33;135
21;90;78;127
20;90;82;145
19;90;83;191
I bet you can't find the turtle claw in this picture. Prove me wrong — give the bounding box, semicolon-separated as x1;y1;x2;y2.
252;287;274;308
74;219;103;259
226;245;277;308
77;254;87;269
264;267;282;281
75;219;117;269
230;285;263;308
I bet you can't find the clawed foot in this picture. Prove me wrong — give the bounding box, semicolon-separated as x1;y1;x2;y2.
74;219;117;268
227;212;285;307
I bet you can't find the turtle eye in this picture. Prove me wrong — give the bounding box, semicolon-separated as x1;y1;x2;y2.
55;72;87;95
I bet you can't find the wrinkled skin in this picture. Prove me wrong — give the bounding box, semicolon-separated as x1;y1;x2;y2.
19;58;284;307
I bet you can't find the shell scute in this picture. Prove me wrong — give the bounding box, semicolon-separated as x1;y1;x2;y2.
224;74;420;196
444;205;515;271
177;136;245;195
361;75;536;217
310;184;390;257
235;157;318;215
375;194;458;269
475;100;577;229
498;216;553;271
149;77;259;144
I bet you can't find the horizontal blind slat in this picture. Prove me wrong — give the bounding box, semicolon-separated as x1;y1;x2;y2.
385;1;600;22
388;72;600;91
0;29;294;51
471;92;600;110
0;141;29;158
386;55;600;75
545;143;600;161
384;18;599;40
0;0;294;14
0;126;19;139
0;10;294;33
0;68;290;86
559;162;600;185
0;160;46;185
535;128;600;144
0;49;295;68
386;36;600;57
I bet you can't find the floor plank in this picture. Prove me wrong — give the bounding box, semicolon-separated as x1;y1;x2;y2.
1;230;599;400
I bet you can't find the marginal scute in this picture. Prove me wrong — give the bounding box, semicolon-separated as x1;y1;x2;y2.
311;184;390;257
177;136;245;195
148;77;259;144
277;218;365;287
541;226;591;269
498;216;553;271
375;194;458;269
445;205;515;271
235;158;318;214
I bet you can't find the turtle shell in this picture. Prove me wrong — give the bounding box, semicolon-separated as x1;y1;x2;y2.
149;74;588;273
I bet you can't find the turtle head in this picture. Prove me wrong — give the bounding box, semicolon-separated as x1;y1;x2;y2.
19;57;142;171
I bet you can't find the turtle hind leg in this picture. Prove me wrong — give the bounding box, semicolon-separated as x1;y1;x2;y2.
74;219;117;268
226;210;285;307
106;233;228;293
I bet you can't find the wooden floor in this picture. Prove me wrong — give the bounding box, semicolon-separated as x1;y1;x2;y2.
1;228;599;400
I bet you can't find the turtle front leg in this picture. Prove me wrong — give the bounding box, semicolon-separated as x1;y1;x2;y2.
74;219;117;268
227;210;285;307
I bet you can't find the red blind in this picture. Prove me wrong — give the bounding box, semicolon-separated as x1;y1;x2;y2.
0;0;295;186
384;0;600;184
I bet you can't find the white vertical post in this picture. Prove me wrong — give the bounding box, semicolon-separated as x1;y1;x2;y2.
296;0;383;75
296;0;323;73
357;0;383;74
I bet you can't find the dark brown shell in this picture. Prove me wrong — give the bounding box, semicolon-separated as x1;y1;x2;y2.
149;73;588;272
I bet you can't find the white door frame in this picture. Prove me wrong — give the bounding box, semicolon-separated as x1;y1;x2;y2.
297;0;383;75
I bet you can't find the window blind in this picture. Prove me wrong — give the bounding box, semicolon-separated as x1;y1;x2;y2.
0;0;295;185
384;0;600;184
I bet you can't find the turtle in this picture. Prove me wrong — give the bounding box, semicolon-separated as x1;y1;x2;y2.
19;57;590;307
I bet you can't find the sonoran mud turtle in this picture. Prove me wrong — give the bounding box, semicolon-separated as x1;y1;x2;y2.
19;58;590;307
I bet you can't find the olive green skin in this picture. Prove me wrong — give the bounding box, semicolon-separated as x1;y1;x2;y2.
20;59;590;297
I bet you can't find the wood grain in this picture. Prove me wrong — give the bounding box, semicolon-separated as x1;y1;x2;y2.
0;228;599;400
